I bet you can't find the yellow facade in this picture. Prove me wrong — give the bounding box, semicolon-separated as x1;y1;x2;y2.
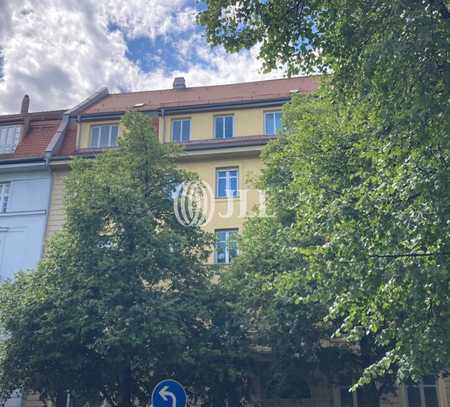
158;107;275;142
53;106;275;256
77;106;281;148
46;167;69;238
177;154;265;234
78;120;122;149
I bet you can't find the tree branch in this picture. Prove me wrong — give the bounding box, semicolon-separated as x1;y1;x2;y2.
368;252;450;258
430;0;450;21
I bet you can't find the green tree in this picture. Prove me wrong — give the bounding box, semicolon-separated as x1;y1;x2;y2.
228;89;450;388
224;215;364;400
199;0;450;387
0;112;250;407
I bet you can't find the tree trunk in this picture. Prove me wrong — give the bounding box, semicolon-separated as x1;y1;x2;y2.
118;365;132;407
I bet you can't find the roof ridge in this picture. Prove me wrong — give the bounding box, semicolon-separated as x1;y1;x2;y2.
108;75;320;96
0;109;66;121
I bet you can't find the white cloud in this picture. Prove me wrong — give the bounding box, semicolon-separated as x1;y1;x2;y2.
100;0;196;38
0;0;284;114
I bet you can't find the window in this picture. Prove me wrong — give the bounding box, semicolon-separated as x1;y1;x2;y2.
264;111;283;136
214;115;233;139
0;126;20;153
215;229;239;264
339;386;379;407
90;124;119;148
340;387;355;407
172;119;191;143
216;168;239;198
0;182;10;213
407;377;440;407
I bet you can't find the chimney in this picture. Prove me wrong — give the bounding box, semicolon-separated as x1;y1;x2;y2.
21;94;30;114
172;77;186;89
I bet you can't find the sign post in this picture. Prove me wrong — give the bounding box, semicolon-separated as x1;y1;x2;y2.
151;379;187;407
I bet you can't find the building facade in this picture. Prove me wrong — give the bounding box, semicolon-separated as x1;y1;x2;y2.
0;77;448;407
0;102;65;407
0;106;63;281
46;77;318;265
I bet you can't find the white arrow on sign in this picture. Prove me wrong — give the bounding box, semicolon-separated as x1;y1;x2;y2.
159;386;176;407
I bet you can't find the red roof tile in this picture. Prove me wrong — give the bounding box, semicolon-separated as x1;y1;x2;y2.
55;121;77;157
0;118;61;161
14;121;59;158
83;76;320;115
0;110;66;124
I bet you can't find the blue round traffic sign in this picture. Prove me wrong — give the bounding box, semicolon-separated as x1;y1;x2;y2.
151;379;187;407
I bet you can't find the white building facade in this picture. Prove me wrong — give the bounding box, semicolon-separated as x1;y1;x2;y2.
0;163;51;281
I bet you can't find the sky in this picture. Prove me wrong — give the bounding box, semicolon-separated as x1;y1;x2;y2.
0;0;284;114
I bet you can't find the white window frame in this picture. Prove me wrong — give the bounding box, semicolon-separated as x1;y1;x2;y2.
89;124;119;148
0;126;21;153
216;167;239;198
214;115;234;139
406;378;441;407
171;118;191;143
215;229;239;264
0;182;11;213
264;110;283;136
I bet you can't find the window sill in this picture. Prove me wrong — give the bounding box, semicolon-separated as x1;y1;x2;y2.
215;196;240;201
76;146;118;155
0;209;47;217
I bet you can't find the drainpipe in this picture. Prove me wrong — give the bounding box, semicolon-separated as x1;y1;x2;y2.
40;163;54;257
76;114;81;150
161;108;166;143
44;112;70;166
41;111;70;252
65;391;71;407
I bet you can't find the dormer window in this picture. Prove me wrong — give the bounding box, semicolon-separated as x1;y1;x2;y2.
89;124;119;148
0;126;21;154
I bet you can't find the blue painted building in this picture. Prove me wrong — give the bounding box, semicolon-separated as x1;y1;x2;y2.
0;99;64;407
0;100;63;281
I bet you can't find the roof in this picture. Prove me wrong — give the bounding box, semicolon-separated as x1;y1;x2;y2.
0;76;320;163
51;116;276;159
0;111;63;163
55;121;77;157
0;110;66;124
13;120;60;159
82;76;320;115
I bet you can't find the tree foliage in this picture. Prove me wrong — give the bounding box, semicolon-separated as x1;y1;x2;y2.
0;113;250;407
227;88;450;388
199;0;450;387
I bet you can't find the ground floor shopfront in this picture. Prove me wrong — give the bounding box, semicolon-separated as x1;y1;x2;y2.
18;374;450;407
